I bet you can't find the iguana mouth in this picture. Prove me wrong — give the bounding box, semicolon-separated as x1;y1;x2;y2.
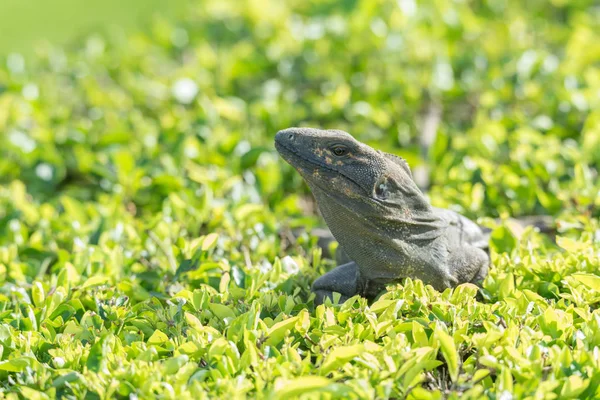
275;141;369;197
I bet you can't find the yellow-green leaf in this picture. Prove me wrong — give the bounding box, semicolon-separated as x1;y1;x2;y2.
80;276;109;290
320;344;364;375
148;329;169;345
572;273;600;291
274;376;332;397
265;316;299;346
560;375;588;398
435;328;459;382
202;233;219;251
557;236;587;252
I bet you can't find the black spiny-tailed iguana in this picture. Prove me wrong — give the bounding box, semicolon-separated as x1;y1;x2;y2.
275;127;492;305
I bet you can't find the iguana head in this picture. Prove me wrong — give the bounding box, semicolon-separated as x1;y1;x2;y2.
275;127;430;214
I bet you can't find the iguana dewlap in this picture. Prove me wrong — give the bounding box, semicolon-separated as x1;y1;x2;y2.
275;127;490;304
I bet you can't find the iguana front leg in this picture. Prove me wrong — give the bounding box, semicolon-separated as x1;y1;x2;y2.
448;245;489;286
312;261;360;305
335;245;353;266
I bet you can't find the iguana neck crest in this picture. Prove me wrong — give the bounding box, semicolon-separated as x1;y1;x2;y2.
380;151;413;178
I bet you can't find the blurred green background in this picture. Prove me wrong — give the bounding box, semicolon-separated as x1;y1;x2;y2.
0;0;188;55
1;0;599;219
1;2;600;397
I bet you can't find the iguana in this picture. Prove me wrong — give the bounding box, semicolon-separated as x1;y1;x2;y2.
275;127;492;305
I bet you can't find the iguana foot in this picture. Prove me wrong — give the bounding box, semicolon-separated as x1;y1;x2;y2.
469;256;489;286
312;262;360;305
448;246;490;286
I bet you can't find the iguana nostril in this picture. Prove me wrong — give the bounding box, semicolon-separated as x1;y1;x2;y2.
275;129;296;145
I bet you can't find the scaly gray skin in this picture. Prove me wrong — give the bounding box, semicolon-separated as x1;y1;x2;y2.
275;127;490;304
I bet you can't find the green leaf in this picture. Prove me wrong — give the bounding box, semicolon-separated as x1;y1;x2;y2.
184;312;204;332
561;375;588;398
369;299;398;314
148;330;170;345
274;376;332;397
52;372;82;388
0;357;35;372
435;327;459;382
87;335;110;372
557;236;587;252
265;316;299;347
164;355;189;374
201;233;219;251
49;303;76;321
572;273;600;291
31;281;45;307
240;147;270;169
320;344;364;375
80;276;110;290
208;303;236;320
498;273;515;298
19;387;49;400
176;259;199;277
490;225;517;253
0;324;11;343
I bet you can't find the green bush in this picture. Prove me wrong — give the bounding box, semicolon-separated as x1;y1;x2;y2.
0;0;599;398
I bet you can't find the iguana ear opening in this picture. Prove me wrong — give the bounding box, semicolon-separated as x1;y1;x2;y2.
373;173;409;201
374;175;392;200
373;172;431;212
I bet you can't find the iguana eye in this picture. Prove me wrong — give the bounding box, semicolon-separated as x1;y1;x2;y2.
330;145;349;157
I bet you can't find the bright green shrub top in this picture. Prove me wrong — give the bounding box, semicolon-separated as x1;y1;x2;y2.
0;0;599;399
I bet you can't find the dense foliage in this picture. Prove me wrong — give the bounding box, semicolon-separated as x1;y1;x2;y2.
0;0;599;398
